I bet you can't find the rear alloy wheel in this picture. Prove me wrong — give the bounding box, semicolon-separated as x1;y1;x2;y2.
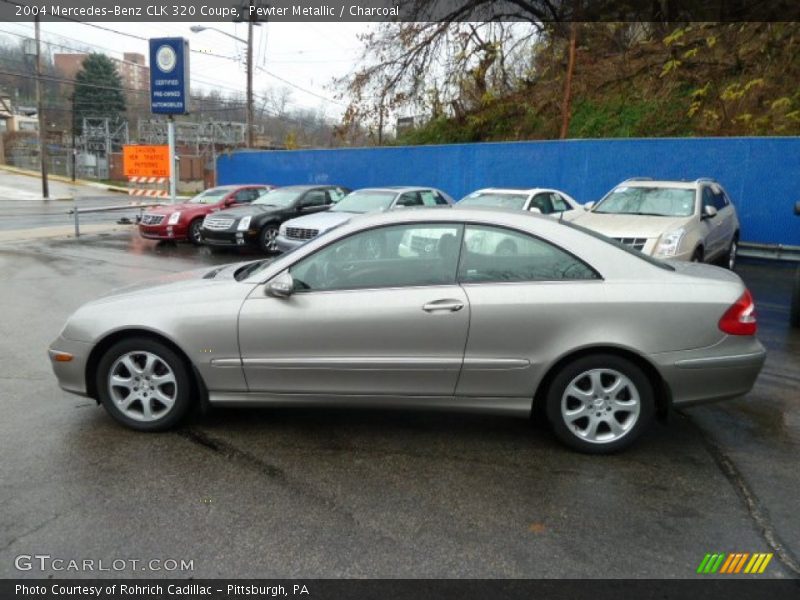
726;237;738;271
96;338;192;431
545;354;654;453
259;224;279;253
188;219;203;246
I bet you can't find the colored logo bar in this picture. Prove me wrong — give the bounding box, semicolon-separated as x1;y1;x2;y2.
697;552;773;574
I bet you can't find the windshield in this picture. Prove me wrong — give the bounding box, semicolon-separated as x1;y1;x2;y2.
594;186;696;217
188;187;233;204
331;191;395;213
253;188;302;207
459;192;528;210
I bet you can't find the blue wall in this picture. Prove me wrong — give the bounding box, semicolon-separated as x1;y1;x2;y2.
218;137;800;246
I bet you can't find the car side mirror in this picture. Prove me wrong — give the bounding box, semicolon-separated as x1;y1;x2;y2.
266;271;294;298
584;201;595;211
702;205;718;219
529;207;542;214
224;197;237;206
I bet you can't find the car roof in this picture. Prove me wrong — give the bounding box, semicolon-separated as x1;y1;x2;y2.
355;186;438;193
616;180;711;190
469;187;551;195
338;205;553;229
267;184;335;191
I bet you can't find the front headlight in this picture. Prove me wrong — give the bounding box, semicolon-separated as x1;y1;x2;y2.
167;211;181;225
279;224;287;235
237;216;252;231
655;228;686;256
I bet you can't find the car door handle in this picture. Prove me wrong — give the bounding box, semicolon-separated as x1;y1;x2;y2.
422;299;464;313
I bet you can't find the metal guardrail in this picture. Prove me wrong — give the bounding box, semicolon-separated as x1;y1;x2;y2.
67;202;164;237
739;242;800;263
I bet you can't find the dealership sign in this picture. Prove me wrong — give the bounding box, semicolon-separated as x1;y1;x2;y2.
149;37;190;114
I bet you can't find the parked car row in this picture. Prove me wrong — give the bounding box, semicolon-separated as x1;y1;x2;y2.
137;177;741;271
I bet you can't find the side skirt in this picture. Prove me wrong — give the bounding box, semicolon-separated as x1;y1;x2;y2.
208;392;532;417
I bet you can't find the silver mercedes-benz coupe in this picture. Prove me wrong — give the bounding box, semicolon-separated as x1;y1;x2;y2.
49;208;765;453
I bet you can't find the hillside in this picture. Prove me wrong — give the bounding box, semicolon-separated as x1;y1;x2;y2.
396;23;800;144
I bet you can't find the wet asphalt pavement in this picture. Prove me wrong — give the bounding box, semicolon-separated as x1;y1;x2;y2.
0;230;798;579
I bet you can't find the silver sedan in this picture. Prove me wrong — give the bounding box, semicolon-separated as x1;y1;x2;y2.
49;208;766;453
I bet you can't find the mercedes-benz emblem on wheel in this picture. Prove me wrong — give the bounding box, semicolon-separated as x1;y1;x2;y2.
155;45;177;73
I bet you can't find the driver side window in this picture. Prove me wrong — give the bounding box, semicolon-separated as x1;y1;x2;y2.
529;194;554;214
301;190;326;207
289;223;464;292
235;189;259;203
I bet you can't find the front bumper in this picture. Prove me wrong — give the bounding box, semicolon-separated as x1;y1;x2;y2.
652;336;766;407
201;228;257;247
138;223;188;241
48;335;93;397
275;234;307;253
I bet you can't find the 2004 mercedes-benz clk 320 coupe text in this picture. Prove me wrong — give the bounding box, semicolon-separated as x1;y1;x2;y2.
49;208;766;453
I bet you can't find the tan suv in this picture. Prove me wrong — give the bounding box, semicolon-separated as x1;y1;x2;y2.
574;178;740;269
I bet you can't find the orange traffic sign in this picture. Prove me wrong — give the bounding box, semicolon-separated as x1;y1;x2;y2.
123;145;170;178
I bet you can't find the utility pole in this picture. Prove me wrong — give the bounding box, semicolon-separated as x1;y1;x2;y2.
70;93;76;181
246;15;254;148
168;115;176;204
34;15;49;198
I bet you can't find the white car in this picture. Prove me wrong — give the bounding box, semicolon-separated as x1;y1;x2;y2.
456;187;583;216
574;178;741;269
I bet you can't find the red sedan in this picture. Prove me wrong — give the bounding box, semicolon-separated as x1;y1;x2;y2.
138;185;273;244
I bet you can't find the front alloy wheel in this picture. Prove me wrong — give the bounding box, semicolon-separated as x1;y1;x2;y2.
546;354;654;453
188;219;203;245
96;338;192;431
259;224;279;253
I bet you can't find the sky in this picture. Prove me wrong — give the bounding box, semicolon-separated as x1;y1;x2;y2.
0;20;373;119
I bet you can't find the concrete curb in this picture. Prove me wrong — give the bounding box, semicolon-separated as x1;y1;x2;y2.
0;223;134;244
0;164;129;194
0;164;193;197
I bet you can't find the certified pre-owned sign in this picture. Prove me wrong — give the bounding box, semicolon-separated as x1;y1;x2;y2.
149;37;190;115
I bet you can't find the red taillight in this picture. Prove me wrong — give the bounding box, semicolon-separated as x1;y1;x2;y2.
719;289;757;335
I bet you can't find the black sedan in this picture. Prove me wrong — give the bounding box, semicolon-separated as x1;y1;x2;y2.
200;185;349;253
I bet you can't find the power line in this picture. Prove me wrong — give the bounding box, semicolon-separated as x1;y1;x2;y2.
255;65;344;106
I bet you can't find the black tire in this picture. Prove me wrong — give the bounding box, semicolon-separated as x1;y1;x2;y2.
691;247;704;263
258;223;280;254
722;234;738;270
545;354;655;454
188;218;204;246
95;337;193;432
791;267;800;329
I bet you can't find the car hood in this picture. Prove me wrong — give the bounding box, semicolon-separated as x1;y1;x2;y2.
145;202;207;215
88;261;255;304
572;212;690;239
283;210;354;232
214;205;282;219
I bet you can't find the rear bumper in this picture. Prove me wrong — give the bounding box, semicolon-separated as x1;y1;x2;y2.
48;335;93;397
652;337;766;407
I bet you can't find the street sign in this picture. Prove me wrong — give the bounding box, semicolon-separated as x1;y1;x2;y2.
149;37;190;115
123;145;170;178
